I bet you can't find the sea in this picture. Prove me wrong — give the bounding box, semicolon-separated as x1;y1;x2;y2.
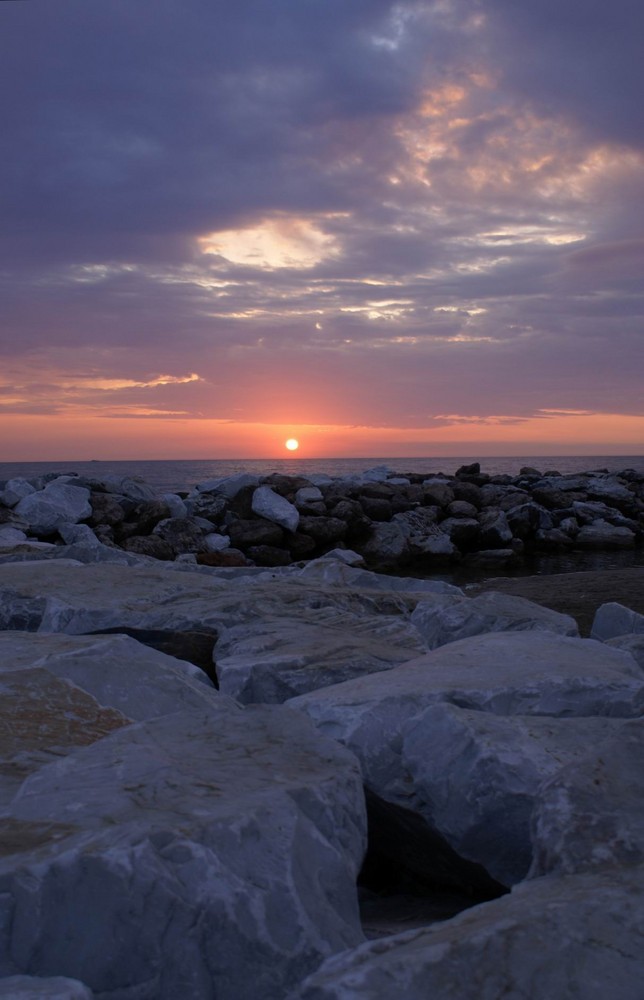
1;455;643;494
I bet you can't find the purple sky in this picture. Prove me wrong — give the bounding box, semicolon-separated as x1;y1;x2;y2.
1;0;643;458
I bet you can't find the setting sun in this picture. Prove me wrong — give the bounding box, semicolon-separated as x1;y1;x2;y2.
285;438;299;451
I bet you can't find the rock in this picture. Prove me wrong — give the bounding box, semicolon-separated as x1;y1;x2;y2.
506;501;553;538
477;509;513;547
575;520;636;549
359;497;392;521
194;472;259;498
98;475;157;501
0;699;366;998
530;720;644;878
152;516;207;554
86;492;125;528
122;535;175;560
605;635;644;672
358;522;409;568
119;499;172;537
456;462;480;476
591;601;644;640
401;703;624;885
420;481;454;507
185;492;228;523
0;526;28;547
252;486;300;532
0;976;94;998
0;479;36;508
327;500;373;540
203;532;230;552
289;632;644;810
295;486;324;507
461;548;521;570
292;868;644;1000
410;590;578;650
227;518;285;549
438;517;480;549
160;492;188;518
57;524;102;550
14;484;92;536
246;544;293;567
197;549;250;567
298;516;348;548
446;500;478;518
214;616;425;704
295;558;461;597
0;631;219;725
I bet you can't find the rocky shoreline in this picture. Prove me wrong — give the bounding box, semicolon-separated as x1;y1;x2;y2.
1;465;644;997
1;462;643;577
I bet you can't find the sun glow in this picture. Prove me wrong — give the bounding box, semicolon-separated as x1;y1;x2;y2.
285;438;299;451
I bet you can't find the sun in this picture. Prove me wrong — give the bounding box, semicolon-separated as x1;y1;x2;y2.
285;438;299;451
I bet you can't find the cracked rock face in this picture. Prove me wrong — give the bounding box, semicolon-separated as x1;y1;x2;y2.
290;868;644;1000
0;634;367;999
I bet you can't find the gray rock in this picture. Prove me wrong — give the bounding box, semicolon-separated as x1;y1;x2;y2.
227;518;285;549
194;472;259;498
14;484;92;536
401;703;624;885
477;509;513;547
289;632;644;807
215;616;425;703
160;492;188;518
0;527;28;547
436;516;480;548
591;601;644;640
57;524;102;549
358;522;409;567
86;492;125;528
98;475;157;501
530;719;644;878
252;486;300;532
605;634;644;672
0;703;366;998
298;516;348;547
203;531;230;552
576;519;636;549
0;976;94;998
410;590;578;650
291;868;644;1000
0;479;36;508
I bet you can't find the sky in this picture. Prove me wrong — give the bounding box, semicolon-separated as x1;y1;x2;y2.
1;0;643;461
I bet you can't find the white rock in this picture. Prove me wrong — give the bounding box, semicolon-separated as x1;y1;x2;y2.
401;703;624;885
295;486;324;504
530;719;644;878
297;558;461;595
14;484;92;536
57;523;101;549
203;531;230;552
289;632;644;802
215;616;425;703
292;868;644;1000
411;590;578;649
160;492;188;518
1;704;366;998
0;976;94;998
252;485;299;532
316;548;365;566
0;479;36;508
591;601;644;640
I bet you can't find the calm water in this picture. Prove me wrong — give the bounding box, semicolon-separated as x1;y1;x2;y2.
1;455;643;494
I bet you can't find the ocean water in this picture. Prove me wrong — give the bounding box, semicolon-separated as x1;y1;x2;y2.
1;455;643;495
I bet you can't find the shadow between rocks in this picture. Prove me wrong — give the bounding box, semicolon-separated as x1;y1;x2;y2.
358;788;508;939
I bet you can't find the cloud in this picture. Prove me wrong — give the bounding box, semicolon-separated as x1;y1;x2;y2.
0;0;642;452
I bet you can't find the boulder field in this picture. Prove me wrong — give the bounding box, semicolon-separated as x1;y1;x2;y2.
1;462;643;574
0;468;644;997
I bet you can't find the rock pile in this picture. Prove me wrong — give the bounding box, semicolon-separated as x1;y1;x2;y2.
1;462;642;573
1;472;644;997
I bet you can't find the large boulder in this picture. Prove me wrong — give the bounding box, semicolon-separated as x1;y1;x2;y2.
289;632;644;809
400;703;624;885
575;519;636;549
14;484;92;536
591;601;644;641
0;479;36;508
0;647;366;999
0;976;93;998
251;486;300;532
292;868;644;1000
